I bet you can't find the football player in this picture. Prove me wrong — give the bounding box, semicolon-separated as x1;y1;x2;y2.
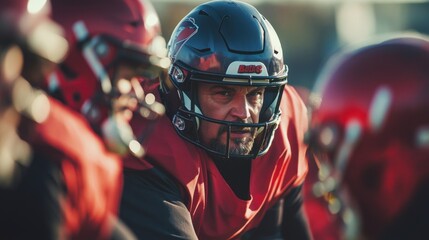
308;34;429;240
119;1;313;239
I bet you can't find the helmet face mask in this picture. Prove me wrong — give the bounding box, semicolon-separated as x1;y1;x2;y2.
171;81;284;159
169;70;286;159
163;1;288;160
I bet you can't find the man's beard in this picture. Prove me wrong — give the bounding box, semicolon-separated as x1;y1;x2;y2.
208;124;256;156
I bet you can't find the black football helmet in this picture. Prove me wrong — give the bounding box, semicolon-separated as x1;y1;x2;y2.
161;0;288;159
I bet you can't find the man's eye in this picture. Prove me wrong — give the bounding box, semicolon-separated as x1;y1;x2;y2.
248;88;264;98
216;90;232;97
249;91;263;97
247;89;264;104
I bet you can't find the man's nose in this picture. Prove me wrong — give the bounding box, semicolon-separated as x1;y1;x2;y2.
230;95;251;121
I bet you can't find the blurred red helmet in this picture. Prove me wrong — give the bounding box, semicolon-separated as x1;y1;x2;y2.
309;34;429;239
49;0;168;112
48;0;168;156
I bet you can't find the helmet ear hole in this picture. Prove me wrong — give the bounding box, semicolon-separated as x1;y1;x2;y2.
59;63;78;79
360;162;383;191
72;92;81;103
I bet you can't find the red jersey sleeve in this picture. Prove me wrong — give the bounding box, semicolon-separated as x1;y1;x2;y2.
20;97;123;240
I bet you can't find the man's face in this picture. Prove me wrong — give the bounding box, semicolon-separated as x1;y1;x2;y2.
197;82;265;156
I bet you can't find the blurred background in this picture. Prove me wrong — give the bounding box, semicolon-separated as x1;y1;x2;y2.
152;0;429;90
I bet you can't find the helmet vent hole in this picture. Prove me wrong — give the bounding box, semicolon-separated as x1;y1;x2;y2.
60;64;77;79
198;48;211;53
129;20;142;28
274;50;279;54
73;92;81;103
198;10;209;16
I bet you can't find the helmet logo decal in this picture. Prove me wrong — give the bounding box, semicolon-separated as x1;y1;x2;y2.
226;61;268;77
238;64;263;74
173;115;186;131
170;18;198;59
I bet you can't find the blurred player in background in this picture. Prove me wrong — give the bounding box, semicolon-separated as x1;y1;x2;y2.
1;0;167;239
46;0;168;238
0;0;67;187
0;0;71;238
307;33;429;240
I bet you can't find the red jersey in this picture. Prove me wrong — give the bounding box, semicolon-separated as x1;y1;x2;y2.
20;97;123;239
123;85;309;239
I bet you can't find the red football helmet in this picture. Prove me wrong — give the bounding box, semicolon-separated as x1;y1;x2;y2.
48;0;169;156
308;34;429;239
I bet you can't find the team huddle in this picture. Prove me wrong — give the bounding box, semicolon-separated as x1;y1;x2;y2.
1;0;429;239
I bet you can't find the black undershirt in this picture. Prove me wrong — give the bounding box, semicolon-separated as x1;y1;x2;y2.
213;157;252;200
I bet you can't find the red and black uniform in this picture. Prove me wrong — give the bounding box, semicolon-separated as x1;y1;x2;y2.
120;86;311;239
0;97;132;240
